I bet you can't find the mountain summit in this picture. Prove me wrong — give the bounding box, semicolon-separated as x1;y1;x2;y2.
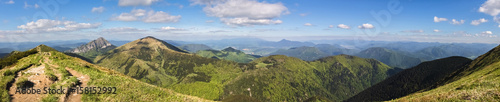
66;37;115;53
65;37;117;61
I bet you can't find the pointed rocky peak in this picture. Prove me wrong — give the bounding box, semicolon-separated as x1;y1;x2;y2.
67;37;115;53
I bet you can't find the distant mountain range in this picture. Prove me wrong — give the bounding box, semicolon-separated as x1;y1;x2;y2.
356;47;423;68
180;44;213;53
269;46;330;61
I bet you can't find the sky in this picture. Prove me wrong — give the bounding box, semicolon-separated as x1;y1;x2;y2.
0;0;500;43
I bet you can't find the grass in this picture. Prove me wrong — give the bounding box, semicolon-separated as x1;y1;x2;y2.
15;77;30;88
0;53;40;102
392;61;500;101
0;49;212;102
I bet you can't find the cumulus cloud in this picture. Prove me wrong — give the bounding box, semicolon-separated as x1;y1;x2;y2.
0;19;101;34
358;23;374;29
337;24;350;29
220;18;282;26
118;0;159;6
159;26;186;31
479;0;500;16
192;0;289;26
451;19;465;25
304;23;313;26
100;27;146;33
92;6;105;13
434;16;448;22
482;31;493;34
475;31;497;38
143;11;181;23
471;18;488;25
206;20;214;23
433;29;440;32
111;9;181;23
5;0;14;4
401;30;424;33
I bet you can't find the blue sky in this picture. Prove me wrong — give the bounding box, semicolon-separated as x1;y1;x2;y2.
0;0;499;43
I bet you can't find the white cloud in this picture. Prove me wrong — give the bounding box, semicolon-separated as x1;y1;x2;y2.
209;30;230;33
111;9;181;23
5;0;14;4
328;25;334;28
434;16;448;22
471;18;488;26
34;4;39;8
118;0;159;6
220;18;282;26
113;13;139;21
450;19;465;25
479;0;500;16
304;23;313;26
101;27;146;33
358;23;374;29
337;24;350;29
401;30;424;33
299;13;307;16
433;29;440;32
143;11;181;23
2;19;101;34
131;9;147;16
498;24;500;27
206;20;214;23
482;31;493;35
159;26;186;31
193;0;289;26
92;6;105;13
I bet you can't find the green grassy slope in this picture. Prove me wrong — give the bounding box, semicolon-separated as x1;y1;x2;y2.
0;45;211;102
346;56;472;101
196;47;259;63
392;44;500;101
77;46;116;61
94;36;242;100
223;55;393;101
94;36;397;101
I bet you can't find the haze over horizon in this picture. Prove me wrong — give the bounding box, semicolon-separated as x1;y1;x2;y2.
0;0;499;43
